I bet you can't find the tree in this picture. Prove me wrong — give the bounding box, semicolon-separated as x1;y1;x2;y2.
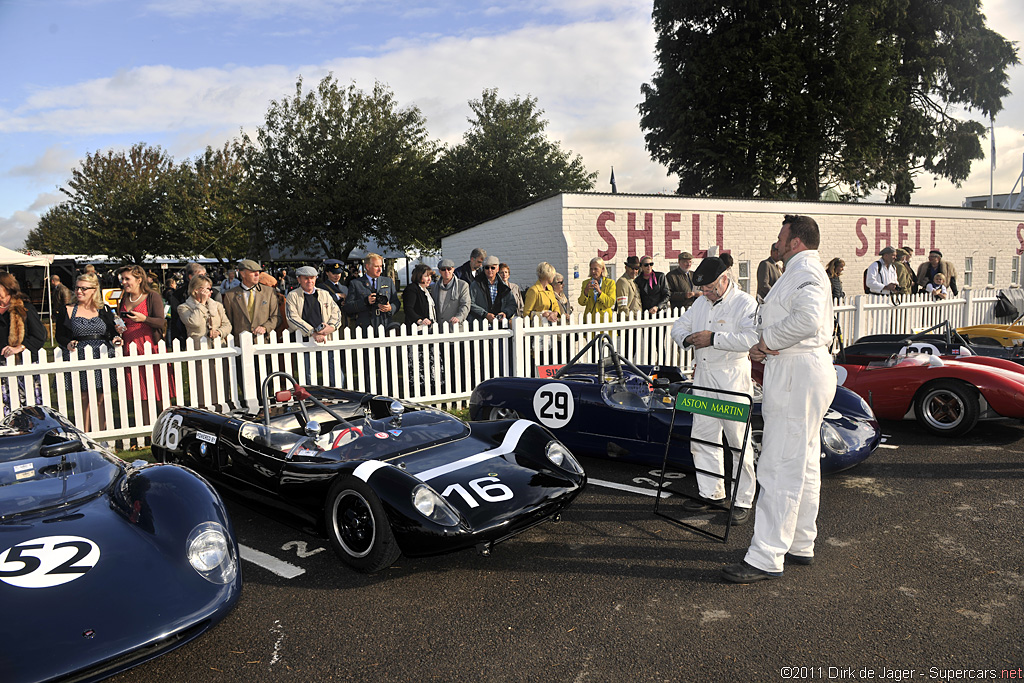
242;75;439;260
164;143;254;265
43;143;178;263
639;0;1018;202
433;89;597;232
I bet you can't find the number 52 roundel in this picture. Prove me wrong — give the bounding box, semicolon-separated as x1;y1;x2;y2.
532;383;575;429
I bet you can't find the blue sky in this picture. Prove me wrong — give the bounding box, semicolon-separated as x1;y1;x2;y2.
1;0;1022;250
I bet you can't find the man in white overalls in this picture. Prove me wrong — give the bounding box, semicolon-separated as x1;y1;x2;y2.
670;257;758;525
723;215;837;583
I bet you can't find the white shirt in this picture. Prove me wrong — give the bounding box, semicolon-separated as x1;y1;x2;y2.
866;259;898;294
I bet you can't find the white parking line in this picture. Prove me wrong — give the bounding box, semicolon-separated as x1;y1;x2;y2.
878;444;899;449
240;544;306;579
589;478;674;498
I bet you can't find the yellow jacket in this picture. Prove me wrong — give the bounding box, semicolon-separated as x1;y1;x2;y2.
523;281;561;319
577;276;617;321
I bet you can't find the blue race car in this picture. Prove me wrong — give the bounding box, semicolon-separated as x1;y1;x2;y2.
0;406;240;683
151;372;586;573
469;335;880;475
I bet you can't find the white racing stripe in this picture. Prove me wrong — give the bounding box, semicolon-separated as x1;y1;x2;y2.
240;544;305;579
353;459;390;482
589;478;674;499
412;419;535;482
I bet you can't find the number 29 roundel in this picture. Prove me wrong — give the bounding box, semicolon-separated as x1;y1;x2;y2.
532;383;575;429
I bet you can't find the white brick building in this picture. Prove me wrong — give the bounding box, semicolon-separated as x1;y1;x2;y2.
440;193;1024;303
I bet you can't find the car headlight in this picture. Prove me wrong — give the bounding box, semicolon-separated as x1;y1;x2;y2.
545;440;583;474
412;485;461;527
820;422;849;455
186;521;238;584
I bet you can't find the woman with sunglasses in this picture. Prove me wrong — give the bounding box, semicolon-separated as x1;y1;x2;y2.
551;273;572;319
54;272;122;431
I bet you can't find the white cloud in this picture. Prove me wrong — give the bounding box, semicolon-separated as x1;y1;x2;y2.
0;211;39;250
28;192;65;212
6;145;80;181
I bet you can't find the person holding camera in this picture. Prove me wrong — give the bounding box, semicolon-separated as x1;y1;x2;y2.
345;253;400;331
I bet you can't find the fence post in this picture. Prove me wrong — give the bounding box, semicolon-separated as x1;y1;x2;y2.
510;315;525;378
852;295;867;341
962;287;976;326
238;332;258;413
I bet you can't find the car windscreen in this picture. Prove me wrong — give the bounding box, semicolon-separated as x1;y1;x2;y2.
0;444;120;517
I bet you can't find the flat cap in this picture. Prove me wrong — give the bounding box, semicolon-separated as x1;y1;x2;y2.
295;266;318;277
692;257;727;286
438;258;456;269
929;249;943;257
679;252;694;260
879;246;896;256
483;255;500;266
237;258;262;272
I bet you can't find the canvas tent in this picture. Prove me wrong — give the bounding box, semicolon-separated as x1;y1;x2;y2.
0;246;55;341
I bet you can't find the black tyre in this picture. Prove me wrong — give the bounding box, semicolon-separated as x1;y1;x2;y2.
914;380;980;437
486;406;520;421
324;476;401;573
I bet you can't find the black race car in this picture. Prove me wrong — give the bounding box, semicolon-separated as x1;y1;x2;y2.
0;406;240;683
469;335;880;475
151;372;586;573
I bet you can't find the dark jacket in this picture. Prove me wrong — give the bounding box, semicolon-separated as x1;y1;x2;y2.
665;267;695;309
0;298;46;359
54;303;119;350
469;272;516;322
454;260;476;285
345;275;401;329
402;285;435;330
634;271;671;312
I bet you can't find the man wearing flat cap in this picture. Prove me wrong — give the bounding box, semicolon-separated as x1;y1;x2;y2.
894;248;916;294
222;259;279;341
432;258;471;325
287;265;343;384
916;249;958;295
666;252;699;310
670;257;759;526
317;259;349;328
865;246;899;294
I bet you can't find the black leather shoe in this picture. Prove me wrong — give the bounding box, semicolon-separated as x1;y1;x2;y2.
682;496;725;512
785;553;815;566
721;561;783;583
730;506;752;526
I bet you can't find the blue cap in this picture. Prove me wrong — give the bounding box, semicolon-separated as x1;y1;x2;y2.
324;259;344;273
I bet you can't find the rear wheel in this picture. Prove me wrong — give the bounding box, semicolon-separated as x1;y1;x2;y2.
486;406;520;421
914;380;979;437
324;476;400;573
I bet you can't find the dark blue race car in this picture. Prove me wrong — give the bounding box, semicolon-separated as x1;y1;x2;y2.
469;336;880;475
0;406;240;683
151;372;586;573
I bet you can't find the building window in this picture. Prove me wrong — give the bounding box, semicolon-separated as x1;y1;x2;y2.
964;257;973;287
1013;256;1020;286
988;257;997;287
738;261;750;293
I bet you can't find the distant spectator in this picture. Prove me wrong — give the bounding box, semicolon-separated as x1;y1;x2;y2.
317;260;349;327
117;264;171;410
498;263;524;317
616;256;642;315
468;256;516;324
894;248;915;294
666;252;698;310
50;274;73;306
865;246;899;294
169;262;221;347
577;256;616;322
345;253;399;330
220;268;240;294
432;259;471;325
402;264;436;330
286;265;343;385
635;256;670;314
55;272;121;431
523;262;561;324
222;259;279;342
756;244;783;301
552;273;572;318
917;250;958;296
177;275;231;345
454;248;486;285
825;258;845;300
0;271;46;414
926;273;951;300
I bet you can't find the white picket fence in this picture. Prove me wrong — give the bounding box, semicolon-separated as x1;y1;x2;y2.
0;288;1002;447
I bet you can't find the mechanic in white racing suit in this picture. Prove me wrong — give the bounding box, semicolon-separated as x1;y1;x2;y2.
722;214;837;584
670;257;759;526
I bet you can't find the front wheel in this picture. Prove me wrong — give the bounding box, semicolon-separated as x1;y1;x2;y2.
486;406;520;421
324;477;401;573
914;380;980;437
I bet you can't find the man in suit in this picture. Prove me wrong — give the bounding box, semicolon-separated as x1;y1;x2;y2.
344;253;400;330
222;259;279;342
757;244;783;301
666;251;698;310
634;256;671;315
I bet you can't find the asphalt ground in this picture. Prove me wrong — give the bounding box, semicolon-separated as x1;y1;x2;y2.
112;418;1024;683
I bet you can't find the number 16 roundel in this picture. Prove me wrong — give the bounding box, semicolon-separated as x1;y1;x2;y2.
532;383;575;429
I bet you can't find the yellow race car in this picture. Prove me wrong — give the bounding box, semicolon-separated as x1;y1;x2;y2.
957;323;1024;348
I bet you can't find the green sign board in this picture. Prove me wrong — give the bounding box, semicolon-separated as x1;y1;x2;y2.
674;392;750;423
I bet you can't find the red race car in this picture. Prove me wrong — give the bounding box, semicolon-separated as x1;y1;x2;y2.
834;353;1024;437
